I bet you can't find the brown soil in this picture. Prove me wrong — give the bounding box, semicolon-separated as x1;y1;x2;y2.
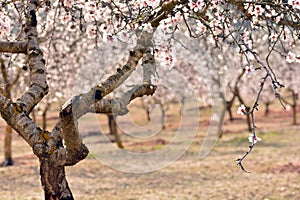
0;102;299;200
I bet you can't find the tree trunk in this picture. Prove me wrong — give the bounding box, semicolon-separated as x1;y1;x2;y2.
246;106;252;132
140;99;151;121
160;104;166;130
292;105;297;125
146;108;151;121
108;114;123;149
226;101;234;121
291;91;298;125
2;125;13;166
42;103;50;131
264;102;270;116
40;158;74;200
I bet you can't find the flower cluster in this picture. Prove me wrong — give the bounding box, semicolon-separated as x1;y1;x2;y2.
286;51;300;63
240;31;252;49
188;0;204;12
155;45;176;69
288;0;300;10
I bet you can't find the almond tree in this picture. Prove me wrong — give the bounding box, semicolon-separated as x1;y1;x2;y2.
0;0;300;198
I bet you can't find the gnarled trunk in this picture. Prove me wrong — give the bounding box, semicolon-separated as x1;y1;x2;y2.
40;158;73;200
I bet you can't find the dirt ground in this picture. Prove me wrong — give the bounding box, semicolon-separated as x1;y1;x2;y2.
0;101;299;200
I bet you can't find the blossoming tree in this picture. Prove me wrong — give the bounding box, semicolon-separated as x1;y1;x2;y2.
0;0;300;198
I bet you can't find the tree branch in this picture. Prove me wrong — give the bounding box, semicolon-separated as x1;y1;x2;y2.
0;41;27;54
15;0;48;115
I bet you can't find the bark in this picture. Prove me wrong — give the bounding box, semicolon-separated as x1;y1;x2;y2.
107;114;123;149
40;158;73;200
0;41;27;54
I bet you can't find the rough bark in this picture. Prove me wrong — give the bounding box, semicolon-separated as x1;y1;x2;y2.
40;158;73;200
0;41;27;54
15;0;49;115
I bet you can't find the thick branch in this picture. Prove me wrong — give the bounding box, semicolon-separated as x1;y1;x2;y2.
58;107;89;166
90;84;157;115
0;93;46;152
0;41;27;54
16;0;48;114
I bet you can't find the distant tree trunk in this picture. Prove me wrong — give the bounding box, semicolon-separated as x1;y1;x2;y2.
245;106;252;132
160;103;166;130
226;102;234;121
226;97;235;121
264;102;270;116
3;125;13;166
281;90;298;126
42;103;50;131
236;90;251;132
291;91;298;125
1;58;21;166
140;99;151;121
107;114;123;149
180;97;185;117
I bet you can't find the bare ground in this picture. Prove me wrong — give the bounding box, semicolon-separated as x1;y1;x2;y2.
0;102;299;200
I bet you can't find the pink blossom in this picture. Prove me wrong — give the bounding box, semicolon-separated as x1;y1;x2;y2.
0;13;10;37
237;104;246;115
244;65;255;76
86;25;96;39
59;14;72;24
269;33;278;43
64;0;75;7
248;134;261;144
286;51;296;63
188;0;204;12
251;5;265;16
